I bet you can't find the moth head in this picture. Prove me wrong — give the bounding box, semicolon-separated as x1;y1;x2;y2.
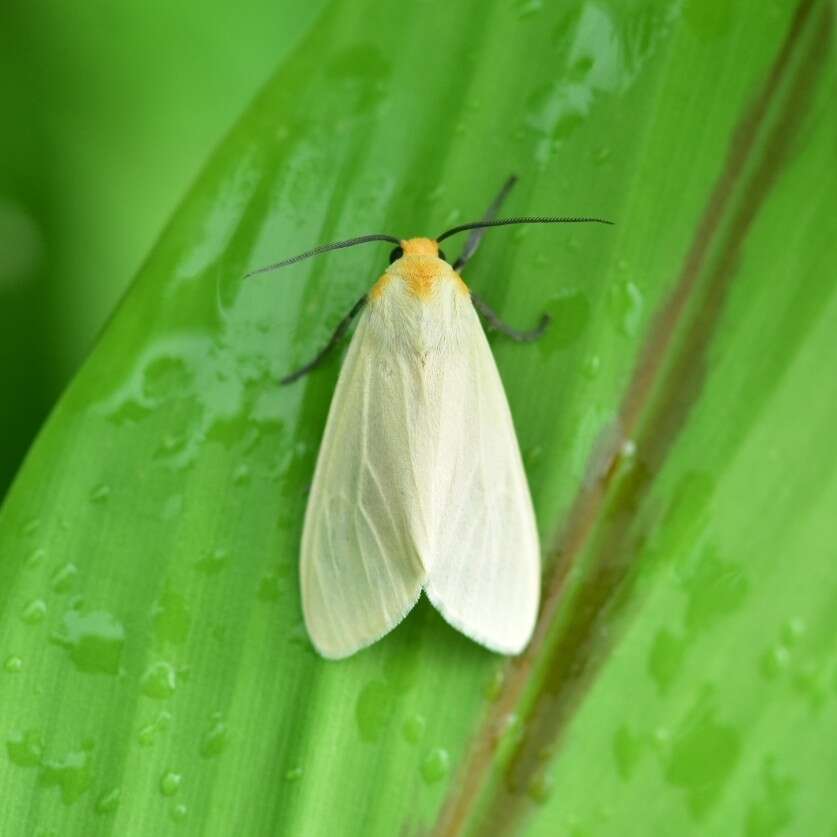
389;238;447;264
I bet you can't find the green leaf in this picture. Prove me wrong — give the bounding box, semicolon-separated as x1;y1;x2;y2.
2;1;835;835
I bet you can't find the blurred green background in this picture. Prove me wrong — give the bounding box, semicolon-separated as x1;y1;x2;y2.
0;1;325;496
1;1;835;835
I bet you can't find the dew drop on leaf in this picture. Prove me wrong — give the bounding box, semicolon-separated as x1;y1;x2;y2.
4;654;23;673
25;547;46;567
50;562;79;593
21;598;47;624
137;711;173;747
39;742;95;805
95;786;121;814
6;729;44;767
420;748;450;784
159;771;182;797
200;715;229;758
195;547;228;576
528;769;554;804
49;609;125;675
402;714;426;745
582;354;601;380
171;803;188;823
89;484;111;504
608;279;644;337
141;661;178;699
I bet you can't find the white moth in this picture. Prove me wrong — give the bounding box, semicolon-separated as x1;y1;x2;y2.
302;236;540;659
247;180;610;659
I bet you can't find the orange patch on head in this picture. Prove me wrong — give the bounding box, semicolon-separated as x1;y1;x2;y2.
369;237;469;302
401;237;439;257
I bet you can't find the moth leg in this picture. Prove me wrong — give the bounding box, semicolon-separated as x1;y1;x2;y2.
453;175;518;271
281;295;367;384
471;292;550;343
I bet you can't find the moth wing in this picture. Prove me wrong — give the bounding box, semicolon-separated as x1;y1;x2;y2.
424;307;540;654
300;311;426;659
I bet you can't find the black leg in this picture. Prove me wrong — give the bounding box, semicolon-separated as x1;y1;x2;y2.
281;295;367;384
453;174;518;271
472;292;550;343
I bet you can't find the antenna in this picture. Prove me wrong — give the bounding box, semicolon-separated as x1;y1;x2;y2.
244;233;401;278
437;216;613;243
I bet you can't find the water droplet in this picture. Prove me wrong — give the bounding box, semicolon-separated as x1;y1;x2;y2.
39;744;95;804
195;547;228;576
761;644;791;680
4;655;23;673
523;445;544;471
592;146;612;165
160;771;182;797
171;802;188;823
664;690;740;818
50;563;78;593
678;545;749;631
608;279;644;337
653;726;671;749
137;725;155;747
500;713;522;736
21;598;47;624
200;716;228;758
141;661;177;699
744;754;797;835
420;748;450;784
89;484;111;504
569;54;594;78
285;766;303;782
402;714;426;744
7;729;44;767
257;570;286;603
22;517;41;537
49;610;125;675
792;659;828;710
582;355;601;380
95;786;120;814
25;547;46;568
137;711;172;747
527;769;554;804
163;432;185;453
621;439;637;460
781;618;806;645
233;464;250;485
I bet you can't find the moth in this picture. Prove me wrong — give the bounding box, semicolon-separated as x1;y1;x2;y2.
247;177;610;658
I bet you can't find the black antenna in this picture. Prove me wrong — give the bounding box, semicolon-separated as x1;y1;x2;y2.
244;233;401;278
436;215;613;243
454;174;518;270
